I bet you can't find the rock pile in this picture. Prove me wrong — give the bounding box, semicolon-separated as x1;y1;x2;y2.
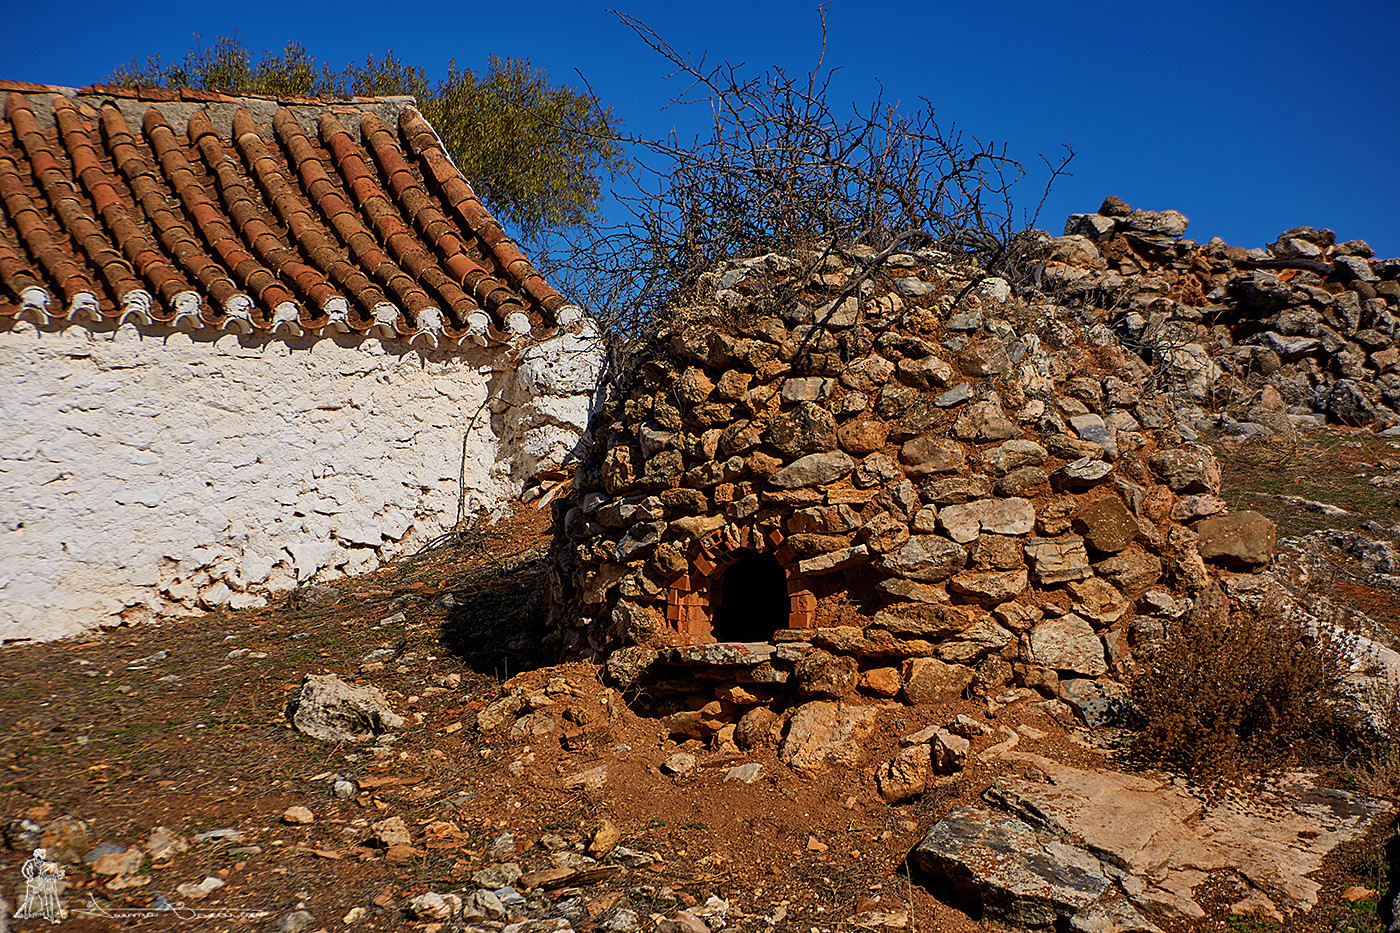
545;236;1281;731
1042;196;1400;429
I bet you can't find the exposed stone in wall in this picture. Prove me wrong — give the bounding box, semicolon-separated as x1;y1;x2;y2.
1;317;601;642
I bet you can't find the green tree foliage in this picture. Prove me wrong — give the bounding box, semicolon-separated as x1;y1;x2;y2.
107;37;624;240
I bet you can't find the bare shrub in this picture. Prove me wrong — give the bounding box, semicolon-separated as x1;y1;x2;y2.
1130;584;1346;778
543;8;1073;352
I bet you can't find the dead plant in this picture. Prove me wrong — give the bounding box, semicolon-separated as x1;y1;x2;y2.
1129;584;1347;780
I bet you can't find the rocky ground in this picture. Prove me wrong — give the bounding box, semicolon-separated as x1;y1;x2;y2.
1;430;1398;933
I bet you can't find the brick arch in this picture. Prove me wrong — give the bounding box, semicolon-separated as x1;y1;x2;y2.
664;525;816;645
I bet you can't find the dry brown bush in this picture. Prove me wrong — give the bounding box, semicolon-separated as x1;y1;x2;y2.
1130;584;1347;779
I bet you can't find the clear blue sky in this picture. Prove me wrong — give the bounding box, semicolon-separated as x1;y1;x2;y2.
3;0;1397;258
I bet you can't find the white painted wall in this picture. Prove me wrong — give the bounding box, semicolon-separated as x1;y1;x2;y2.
0;318;602;642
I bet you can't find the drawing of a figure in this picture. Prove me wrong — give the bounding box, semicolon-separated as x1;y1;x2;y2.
14;847;66;923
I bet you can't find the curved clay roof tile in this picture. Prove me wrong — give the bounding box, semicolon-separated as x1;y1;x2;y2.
52;97;192;321
6;92;145;320
98;104;238;326
230;107;385;327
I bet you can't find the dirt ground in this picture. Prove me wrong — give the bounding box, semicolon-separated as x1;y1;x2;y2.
1;431;1396;933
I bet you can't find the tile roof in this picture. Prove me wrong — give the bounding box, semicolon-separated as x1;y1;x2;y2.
0;81;583;347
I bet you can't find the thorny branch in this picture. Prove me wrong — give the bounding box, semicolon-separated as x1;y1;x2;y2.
536;7;1075;358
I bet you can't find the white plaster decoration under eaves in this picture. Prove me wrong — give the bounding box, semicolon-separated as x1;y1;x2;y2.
0;316;604;642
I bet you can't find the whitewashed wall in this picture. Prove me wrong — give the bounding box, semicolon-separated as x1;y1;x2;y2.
0;319;602;642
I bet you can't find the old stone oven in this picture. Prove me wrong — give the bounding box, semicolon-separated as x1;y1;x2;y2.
546;240;1278;713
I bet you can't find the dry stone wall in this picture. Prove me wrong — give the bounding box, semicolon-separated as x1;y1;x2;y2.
1;317;602;642
1043;196;1400;432
545;236;1281;730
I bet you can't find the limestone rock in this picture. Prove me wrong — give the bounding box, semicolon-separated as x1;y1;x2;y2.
768;451;855;488
981;439;1048;475
872;602;974;638
372;816;412;848
936;616;1015;664
901;657;976;704
1067;577;1129;625
898;355;957;388
948;569;1028;606
1194;511;1276;569
953;400;1019;442
876;745;932;803
861;512;911;553
957;342;1012;377
1148;449;1220;494
996;466;1050;498
931;728;971;772
983;757;1392;921
603;645;659;689
938;497;1035;544
287;674;405;743
859;667;902;697
779;702;879;775
1024;535;1093;584
794;649;858;698
1030;614;1107;676
911;806;1111;930
837;418;890;455
1094;548;1163;595
1060;679;1137;729
764;402;838;456
899;434;967;476
876;535;968;582
1073;497;1138;553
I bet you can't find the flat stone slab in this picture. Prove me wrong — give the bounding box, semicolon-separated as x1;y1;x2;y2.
984;755;1392;920
664;643;779;666
910;806;1112;930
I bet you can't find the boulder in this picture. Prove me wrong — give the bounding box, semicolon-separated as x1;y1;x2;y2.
287;674;405;743
911;806;1111;930
901;657;976;704
1194;511;1276;569
779;702;879;775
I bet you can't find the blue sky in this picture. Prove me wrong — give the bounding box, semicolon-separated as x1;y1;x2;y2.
3;0;1397;258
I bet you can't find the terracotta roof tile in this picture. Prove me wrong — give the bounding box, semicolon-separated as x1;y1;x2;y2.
0;81;577;342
